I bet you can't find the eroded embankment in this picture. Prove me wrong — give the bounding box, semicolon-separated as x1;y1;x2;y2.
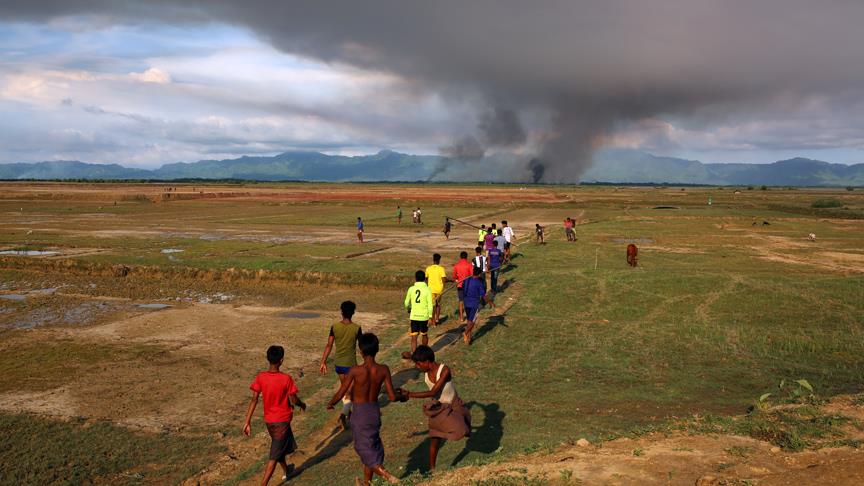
0;256;404;289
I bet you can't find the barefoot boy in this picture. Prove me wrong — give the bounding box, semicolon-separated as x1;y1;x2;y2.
462;267;494;344
452;251;474;323
402;270;433;359
319;301;362;430
327;333;400;485
243;345;307;486
400;345;471;472
425;253;447;326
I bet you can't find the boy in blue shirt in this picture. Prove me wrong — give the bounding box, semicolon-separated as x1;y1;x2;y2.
462;267;494;345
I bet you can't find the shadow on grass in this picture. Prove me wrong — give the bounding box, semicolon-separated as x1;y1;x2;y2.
471;312;507;344
401;401;506;476
287;424;353;481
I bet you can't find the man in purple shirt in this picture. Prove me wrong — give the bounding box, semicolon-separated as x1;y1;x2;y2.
483;228;495;251
487;241;503;292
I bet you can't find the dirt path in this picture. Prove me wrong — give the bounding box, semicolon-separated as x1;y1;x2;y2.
424;395;864;486
183;277;523;486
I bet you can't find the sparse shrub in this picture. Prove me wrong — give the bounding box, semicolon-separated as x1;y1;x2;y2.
811;198;843;209
847;186;855;191
747;186;754;190
760;185;768;190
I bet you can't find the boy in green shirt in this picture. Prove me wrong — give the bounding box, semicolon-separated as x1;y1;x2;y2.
319;301;362;429
401;270;433;359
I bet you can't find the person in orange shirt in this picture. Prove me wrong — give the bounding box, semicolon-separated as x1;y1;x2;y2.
452;251;473;323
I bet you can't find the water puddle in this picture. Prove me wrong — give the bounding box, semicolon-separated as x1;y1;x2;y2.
0;250;58;256
161;248;184;254
280;312;321;319
0;294;27;301
137;303;172;310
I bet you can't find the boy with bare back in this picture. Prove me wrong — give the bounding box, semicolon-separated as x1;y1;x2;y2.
327;333;401;485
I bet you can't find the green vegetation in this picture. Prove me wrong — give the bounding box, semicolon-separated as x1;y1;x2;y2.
0;413;223;485
811;198;844;208
0;184;862;485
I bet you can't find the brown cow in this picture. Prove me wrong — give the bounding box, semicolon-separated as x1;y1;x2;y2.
626;244;638;267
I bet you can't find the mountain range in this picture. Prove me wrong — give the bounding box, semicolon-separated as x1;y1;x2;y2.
1;149;862;186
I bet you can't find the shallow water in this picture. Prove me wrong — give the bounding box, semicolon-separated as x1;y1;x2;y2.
137;303;172;310
161;248;184;254
0;294;27;301
0;250;58;256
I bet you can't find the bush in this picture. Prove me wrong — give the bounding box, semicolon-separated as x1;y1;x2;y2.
847;186;855;191
760;185;768;190
811;198;844;209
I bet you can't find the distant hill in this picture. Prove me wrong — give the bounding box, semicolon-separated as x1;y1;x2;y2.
584;149;864;186
1;149;862;185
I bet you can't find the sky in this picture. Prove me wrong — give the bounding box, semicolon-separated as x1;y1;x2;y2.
1;1;863;180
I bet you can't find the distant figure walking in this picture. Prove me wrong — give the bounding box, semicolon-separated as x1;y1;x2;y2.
416;207;423;224
626;244;638;267
357;217;364;243
397;205;402;224
443;217;451;239
535;224;545;244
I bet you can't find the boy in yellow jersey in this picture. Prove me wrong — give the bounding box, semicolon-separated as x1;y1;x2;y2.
425;253;447;326
319;301;362;430
401;270;433;359
477;224;486;247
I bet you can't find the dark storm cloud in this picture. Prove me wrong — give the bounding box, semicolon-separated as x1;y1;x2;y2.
4;0;864;181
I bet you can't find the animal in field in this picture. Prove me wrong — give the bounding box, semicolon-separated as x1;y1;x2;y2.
808;233;817;241
626;244;638;267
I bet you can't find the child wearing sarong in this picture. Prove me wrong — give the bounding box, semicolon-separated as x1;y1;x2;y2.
401;345;471;471
243;345;306;485
327;333;400;485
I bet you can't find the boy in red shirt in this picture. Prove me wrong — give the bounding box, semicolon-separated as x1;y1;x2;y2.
452;251;474;323
243;345;307;485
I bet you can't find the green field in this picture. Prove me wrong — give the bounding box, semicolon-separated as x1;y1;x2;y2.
0;182;862;485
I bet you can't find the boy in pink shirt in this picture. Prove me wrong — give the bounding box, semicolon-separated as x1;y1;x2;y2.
243;345;307;485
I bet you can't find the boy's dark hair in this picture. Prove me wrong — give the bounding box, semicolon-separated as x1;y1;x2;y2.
460;251;468;259
415;270;426;282
433;253;441;263
357;217;361;220
267;345;284;364
473;266;483;276
475;246;482;254
486;228;492;234
341;300;356;319
502;220;507;225
491;223;497;229
480;224;485;228
359;332;379;357
493;240;499;247
411;344;435;363
497;229;503;235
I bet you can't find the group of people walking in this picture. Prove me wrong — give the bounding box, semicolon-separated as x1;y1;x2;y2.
244;218;514;485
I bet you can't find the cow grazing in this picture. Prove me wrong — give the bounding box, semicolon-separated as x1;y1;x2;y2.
626;244;638;267
808;233;817;241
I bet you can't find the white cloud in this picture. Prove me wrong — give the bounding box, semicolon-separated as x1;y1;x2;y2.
128;67;171;84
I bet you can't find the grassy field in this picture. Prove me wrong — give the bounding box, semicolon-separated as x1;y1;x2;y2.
0;182;862;485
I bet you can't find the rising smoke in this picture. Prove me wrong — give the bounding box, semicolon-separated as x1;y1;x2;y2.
3;1;864;182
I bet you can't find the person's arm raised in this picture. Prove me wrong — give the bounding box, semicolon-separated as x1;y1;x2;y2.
406;365;451;400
